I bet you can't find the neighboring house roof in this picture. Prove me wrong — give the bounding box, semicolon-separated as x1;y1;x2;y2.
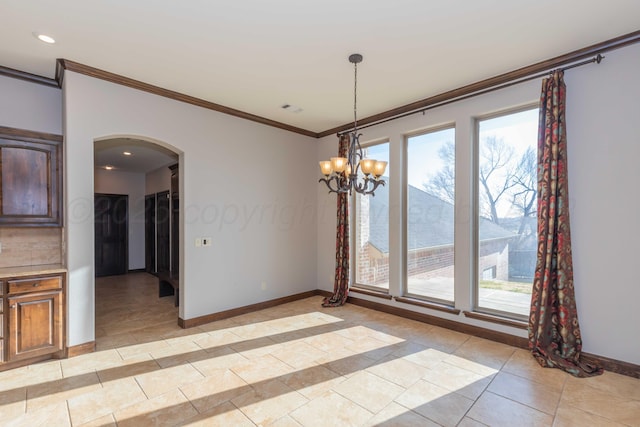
366;184;515;253
499;216;538;251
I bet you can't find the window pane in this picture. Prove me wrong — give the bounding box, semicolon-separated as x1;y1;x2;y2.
406;128;455;303
477;108;538;317
355;142;390;290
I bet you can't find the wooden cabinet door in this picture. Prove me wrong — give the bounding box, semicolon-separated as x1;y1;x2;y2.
156;190;170;273
169;164;179;275
7;290;63;361
0;129;62;226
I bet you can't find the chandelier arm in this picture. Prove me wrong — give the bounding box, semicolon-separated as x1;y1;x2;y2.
319;174;354;194
355;177;385;196
318;177;336;194
350;132;365;175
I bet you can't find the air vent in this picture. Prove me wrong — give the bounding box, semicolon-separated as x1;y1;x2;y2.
281;103;303;113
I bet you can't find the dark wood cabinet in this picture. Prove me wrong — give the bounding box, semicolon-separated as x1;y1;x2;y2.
169;164;179;276
145;194;157;274
2;273;65;365
156;164;180;306
0;127;62;227
156;190;170;273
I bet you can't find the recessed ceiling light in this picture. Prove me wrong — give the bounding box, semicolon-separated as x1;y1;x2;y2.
33;32;56;44
104;165;115;170
123;151;132;156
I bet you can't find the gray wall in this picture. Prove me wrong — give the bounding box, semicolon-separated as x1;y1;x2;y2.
63;71;318;347
0;75;61;133
146;164;173;195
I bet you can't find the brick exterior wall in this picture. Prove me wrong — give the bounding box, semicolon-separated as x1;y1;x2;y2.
356;240;510;286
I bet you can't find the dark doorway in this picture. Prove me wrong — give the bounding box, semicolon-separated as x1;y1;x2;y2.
156;190;170;273
94;193;128;277
145;194;156;274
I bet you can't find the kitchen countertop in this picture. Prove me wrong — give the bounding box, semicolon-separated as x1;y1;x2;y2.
0;264;67;279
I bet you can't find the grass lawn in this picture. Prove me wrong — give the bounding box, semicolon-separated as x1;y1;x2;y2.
479;279;532;294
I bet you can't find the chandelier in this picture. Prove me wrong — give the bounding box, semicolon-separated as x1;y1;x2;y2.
319;53;387;196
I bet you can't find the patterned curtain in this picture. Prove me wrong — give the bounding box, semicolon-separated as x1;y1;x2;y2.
528;70;602;377
322;133;350;307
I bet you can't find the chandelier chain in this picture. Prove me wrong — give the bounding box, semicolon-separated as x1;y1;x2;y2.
353;61;358;132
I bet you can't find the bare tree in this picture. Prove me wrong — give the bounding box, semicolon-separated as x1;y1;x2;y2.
424;136;537;228
478;136;518;224
423;141;455;205
510;146;538;239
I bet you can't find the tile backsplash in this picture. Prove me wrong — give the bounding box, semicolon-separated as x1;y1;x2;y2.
0;228;63;268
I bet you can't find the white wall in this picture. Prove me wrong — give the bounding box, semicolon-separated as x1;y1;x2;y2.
94;169;146;270
146;164;173;195
318;43;640;365
63;71;318;346
0;75;62;134
564;43;640;365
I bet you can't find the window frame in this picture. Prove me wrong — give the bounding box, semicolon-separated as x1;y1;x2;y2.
472;104;539;322
350;138;391;293
402;124;457;306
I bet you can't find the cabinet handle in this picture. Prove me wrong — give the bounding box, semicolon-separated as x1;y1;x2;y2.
10;304;16;308
33;283;40;287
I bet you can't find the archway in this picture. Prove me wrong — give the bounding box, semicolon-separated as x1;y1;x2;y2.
93;136;183;338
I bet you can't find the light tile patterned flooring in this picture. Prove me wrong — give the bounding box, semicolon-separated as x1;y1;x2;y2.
1;272;639;426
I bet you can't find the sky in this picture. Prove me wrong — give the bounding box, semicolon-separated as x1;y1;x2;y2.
359;107;538;209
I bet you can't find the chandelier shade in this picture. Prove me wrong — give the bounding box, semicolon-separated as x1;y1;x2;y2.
319;54;387;196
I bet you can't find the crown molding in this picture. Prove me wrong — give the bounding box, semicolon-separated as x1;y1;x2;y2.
0;65;58;88
55;59;318;138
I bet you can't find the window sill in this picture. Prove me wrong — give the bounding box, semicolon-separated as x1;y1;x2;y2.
463;310;528;330
394;296;460;315
350;286;393;300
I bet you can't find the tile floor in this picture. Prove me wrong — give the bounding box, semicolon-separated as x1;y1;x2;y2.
1;272;639;426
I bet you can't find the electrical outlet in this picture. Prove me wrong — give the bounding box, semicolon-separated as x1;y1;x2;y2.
202;237;212;247
261;281;267;290
195;238;202;247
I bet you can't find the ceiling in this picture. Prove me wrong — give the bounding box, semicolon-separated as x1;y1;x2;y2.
2;1;639;135
94;139;177;173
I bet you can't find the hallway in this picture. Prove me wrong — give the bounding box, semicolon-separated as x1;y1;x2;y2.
95;273;179;351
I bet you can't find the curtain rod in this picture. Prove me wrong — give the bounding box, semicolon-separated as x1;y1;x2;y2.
339;54;604;135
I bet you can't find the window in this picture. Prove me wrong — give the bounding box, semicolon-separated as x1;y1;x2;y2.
406;127;455;303
476;108;538;318
354;141;390;291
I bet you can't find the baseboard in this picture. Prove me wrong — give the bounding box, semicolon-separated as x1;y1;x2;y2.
340;291;529;349
67;341;96;357
582;352;640;379
178;290;320;329
128;268;147;273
